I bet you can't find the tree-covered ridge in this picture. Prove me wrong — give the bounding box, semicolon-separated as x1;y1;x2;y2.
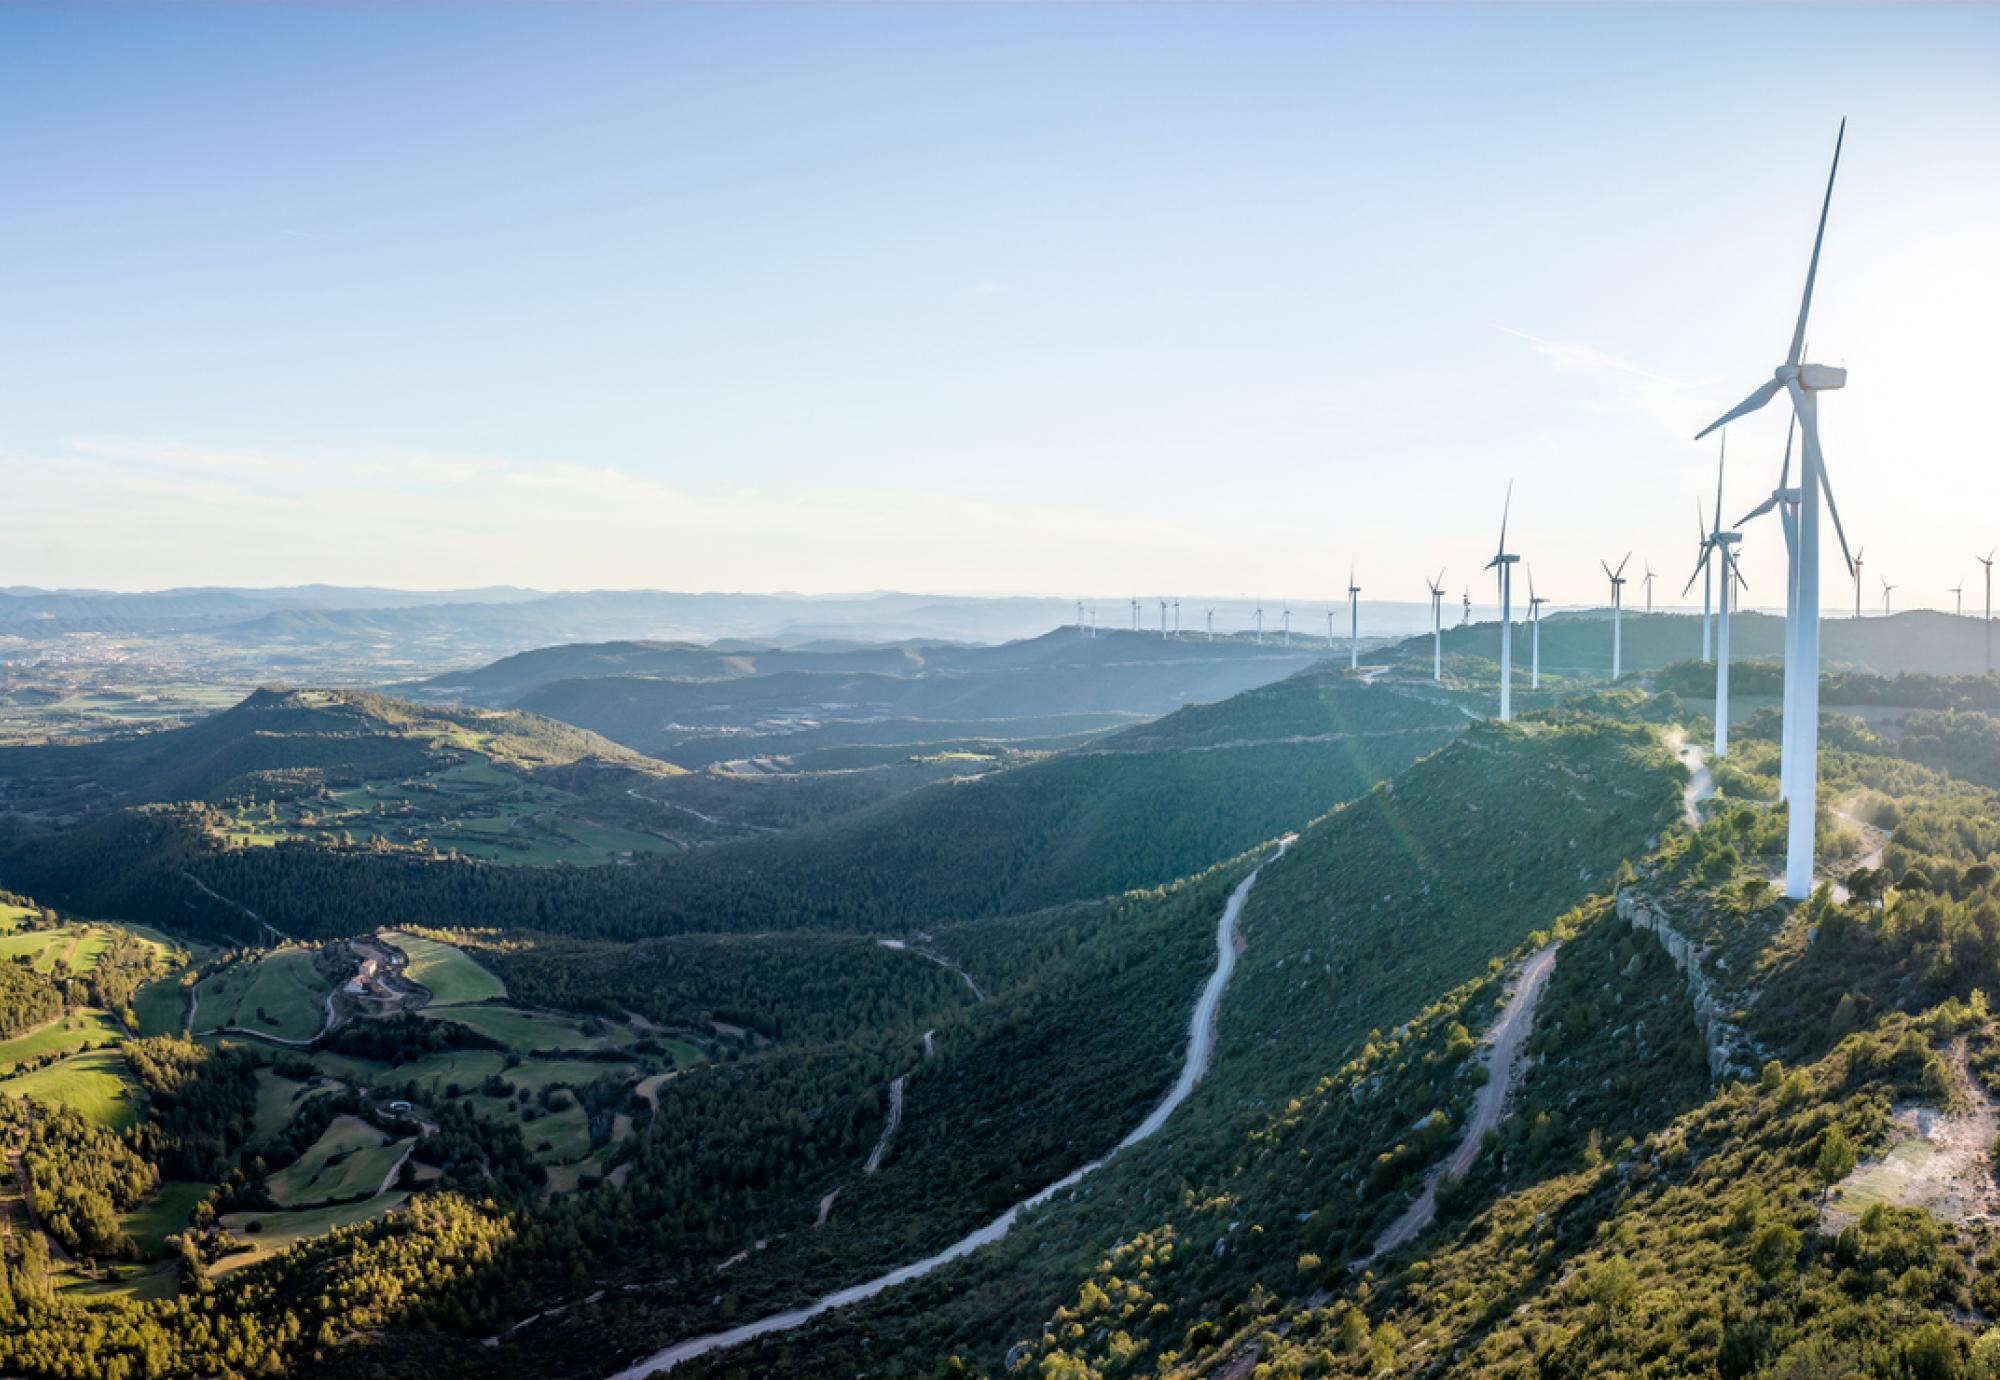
0;683;1455;943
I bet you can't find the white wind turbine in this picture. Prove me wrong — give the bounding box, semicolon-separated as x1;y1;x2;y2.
1484;483;1519;721
1174;600;1182;636
1737;414;1804;802
1205;607;1215;642
1880;577;1896;617
1600;553;1631;680
1160;599;1170;638
1694;120;1855;900
1425;570;1446;684
1980;548;1996;671
1325;609;1336;650
1526;566;1548;691
1129;597;1141;633
1642;560;1658;615
1711;525;1744;756
1952;581;1965;618
1851;548;1866;619
1281;603;1292;647
1347;566;1362;670
1254;599;1265;645
1076;600;1087;636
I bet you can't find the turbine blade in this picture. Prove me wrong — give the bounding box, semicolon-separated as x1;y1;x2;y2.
1497;480;1512;557
1788;380;1856;576
1615;551;1631;578
1780;411;1796;490
1788;119;1846;368
1695;379;1782;440
1714;431;1727;530
1736;493;1781;527
1679;562;1704;598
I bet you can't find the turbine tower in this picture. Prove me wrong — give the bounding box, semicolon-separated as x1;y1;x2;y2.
1600;553;1631;680
1205;607;1215;642
1642;561;1658;615
1952;581;1965;618
1160;599;1170;638
1484;483;1519;721
1527;565;1547;691
1280;603;1292;647
1851;548;1866;619
1347;565;1362;671
1425;570;1446;684
1174;600;1182;636
1880;577;1896;617
1254;600;1264;645
1076;600;1087;636
1737;414;1804;804
1325;609;1336;650
1712;529;1743;756
1130;597;1141;633
1694;120;1855;900
1980;548;1996;670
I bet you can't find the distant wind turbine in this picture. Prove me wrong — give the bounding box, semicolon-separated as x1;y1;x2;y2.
1980;548;1996;671
1641;560;1657;615
1174;600;1181;637
1881;577;1896;617
1712;526;1743;756
1851;548;1865;619
1425;570;1446;684
1254;600;1264;645
1484;483;1520;720
1952;581;1965;618
1693;119;1855;899
1600;553;1631;680
1280;603;1292;647
1160;599;1170;639
1076;600;1086;637
1325;608;1336;650
1347;565;1362;671
1527;565;1547;691
1129;597;1140;633
1205;607;1214;642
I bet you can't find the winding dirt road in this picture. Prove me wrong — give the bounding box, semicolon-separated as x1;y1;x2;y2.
606;837;1293;1379
1363;942;1560;1263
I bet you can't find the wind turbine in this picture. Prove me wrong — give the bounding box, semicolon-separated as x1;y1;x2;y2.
1600;553;1631;680
1712;528;1743;755
1089;606;1097;638
1076;600;1087;636
1325;609;1336;650
1851;548;1865;619
1693;120;1854;901
1737;413;1803;803
1527;565;1547;691
1347;565;1362;671
1642;560;1658;615
1254;600;1264;645
1425;570;1446;683
1160;599;1170;638
1484;483;1519;721
1205;607;1215;642
1281;603;1292;647
1174;600;1182;637
1952;581;1965;618
1980;548;1996;671
1880;577;1896;617
1130;597;1141;633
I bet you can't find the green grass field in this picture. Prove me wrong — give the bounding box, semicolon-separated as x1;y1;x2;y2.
132;978;190;1037
384;929;505;1006
0;1009;124;1071
194;947;330;1042
121;1180;214;1257
419;1003;609;1052
267;1114;410;1207
249;1069;318;1145
215;1192;407;1275
0;902;35;930
0;1048;141;1128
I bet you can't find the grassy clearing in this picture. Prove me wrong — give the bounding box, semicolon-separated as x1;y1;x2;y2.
0;1048;141;1128
420;1003;607;1052
215;1193;407;1275
249;1069;316;1145
121;1180;214;1257
0;1009;124;1071
195;948;329;1042
132;978;189;1037
267;1114;409;1207
384;929;505;1006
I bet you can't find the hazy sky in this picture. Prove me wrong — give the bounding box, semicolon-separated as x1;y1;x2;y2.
5;4;1998;610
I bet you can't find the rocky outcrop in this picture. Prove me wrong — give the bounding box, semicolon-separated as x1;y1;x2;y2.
1616;888;1764;1081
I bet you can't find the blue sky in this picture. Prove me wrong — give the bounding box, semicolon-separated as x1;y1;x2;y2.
4;4;1998;610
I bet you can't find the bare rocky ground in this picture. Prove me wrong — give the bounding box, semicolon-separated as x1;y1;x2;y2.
1823;1039;2000;1233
